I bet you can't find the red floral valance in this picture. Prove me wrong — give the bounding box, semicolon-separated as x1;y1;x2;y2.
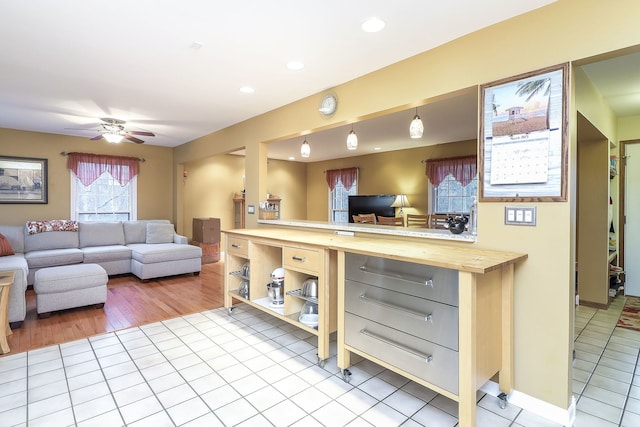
425;155;477;187
66;152;140;187
325;167;358;191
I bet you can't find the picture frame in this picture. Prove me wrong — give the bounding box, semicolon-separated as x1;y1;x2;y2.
479;63;568;202
0;155;48;204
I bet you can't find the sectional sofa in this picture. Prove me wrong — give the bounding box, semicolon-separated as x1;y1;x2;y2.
0;220;202;328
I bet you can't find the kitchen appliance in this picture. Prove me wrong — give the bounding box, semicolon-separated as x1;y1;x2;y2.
238;280;249;298
301;277;318;298
267;267;285;307
299;300;319;328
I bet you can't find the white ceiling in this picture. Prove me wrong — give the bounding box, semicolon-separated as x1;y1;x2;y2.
0;0;556;151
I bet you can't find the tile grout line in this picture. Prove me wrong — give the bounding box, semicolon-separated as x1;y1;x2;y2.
574;300;633;426
616;337;640;427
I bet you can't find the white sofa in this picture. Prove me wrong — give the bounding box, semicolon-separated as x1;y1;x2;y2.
0;220;202;328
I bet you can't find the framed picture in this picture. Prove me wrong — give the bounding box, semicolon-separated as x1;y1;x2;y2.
479;63;568;202
0;156;48;204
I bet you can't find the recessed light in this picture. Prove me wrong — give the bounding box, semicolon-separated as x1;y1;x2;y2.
288;156;296;161
287;61;304;70
362;17;385;33
190;41;204;50
239;86;255;94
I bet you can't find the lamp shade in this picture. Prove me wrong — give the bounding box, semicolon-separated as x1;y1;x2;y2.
409;108;424;139
346;129;358;150
103;132;124;144
300;139;310;158
390;194;410;208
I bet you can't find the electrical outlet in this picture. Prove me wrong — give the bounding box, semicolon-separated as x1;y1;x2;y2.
505;206;536;226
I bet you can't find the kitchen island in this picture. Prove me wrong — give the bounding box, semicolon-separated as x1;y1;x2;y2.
223;228;526;427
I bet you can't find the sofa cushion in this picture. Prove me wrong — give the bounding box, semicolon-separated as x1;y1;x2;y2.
24;248;84;269
25;230;79;252
0;225;25;253
82;245;132;263
123;220;170;244
0;233;15;256
146;223;175;244
79;222;125;248
128;243;202;264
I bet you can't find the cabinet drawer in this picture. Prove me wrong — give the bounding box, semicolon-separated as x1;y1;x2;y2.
283;246;320;272
227;237;248;257
345;253;458;306
345;312;459;394
345;280;458;350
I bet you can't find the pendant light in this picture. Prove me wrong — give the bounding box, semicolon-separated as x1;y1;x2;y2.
409;107;424;139
300;138;310;158
346;124;358;150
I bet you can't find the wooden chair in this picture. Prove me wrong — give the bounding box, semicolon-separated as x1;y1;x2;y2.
428;214;450;229
406;214;428;227
377;216;404;226
352;213;377;224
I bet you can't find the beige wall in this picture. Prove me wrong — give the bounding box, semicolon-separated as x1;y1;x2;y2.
180;153;306;243
304;140;476;221
173;0;640;410
0;128;174;226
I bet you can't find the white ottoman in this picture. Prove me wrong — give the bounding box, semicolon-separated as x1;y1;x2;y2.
34;264;108;318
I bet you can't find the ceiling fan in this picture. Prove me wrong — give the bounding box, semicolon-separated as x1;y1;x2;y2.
72;118;155;144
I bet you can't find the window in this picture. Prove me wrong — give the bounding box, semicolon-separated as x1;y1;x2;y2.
432;174;477;213
426;155;477;214
67;152;139;222
325;167;358;223
329;180;357;222
71;173;137;222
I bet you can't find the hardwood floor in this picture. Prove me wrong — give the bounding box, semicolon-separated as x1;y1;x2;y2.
3;261;225;356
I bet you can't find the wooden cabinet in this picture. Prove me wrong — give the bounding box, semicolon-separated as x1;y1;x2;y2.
337;249;523;427
232;193;245;229
223;228;525;426
223;230;337;363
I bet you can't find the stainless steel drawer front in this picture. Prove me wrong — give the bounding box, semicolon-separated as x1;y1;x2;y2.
345;280;459;350
345;253;458;306
345;312;459;394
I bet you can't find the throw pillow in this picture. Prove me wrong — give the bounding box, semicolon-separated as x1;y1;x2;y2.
0;233;15;257
146;223;175;244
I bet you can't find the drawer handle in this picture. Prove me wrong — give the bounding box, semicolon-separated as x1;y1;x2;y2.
359;264;433;287
359;294;433;323
231;243;242;249
291;256;307;262
360;329;433;364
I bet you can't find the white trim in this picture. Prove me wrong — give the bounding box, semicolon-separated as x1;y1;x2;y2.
480;381;576;427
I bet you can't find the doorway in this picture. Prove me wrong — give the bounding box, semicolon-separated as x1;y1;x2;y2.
621;140;640;296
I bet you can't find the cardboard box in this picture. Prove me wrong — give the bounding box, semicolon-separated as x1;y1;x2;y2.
193;217;220;244
191;241;220;263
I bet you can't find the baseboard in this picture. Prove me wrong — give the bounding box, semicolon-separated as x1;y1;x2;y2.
480;381;576;427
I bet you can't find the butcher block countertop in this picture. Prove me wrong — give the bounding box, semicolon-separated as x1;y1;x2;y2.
224;228;527;274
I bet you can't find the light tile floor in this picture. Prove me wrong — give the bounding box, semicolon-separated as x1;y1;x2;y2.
0;300;638;426
573;296;640;426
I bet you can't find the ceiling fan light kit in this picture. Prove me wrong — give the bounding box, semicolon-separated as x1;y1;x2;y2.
71;117;155;144
103;132;124;144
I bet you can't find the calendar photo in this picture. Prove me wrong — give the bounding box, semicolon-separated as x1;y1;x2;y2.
479;63;568;202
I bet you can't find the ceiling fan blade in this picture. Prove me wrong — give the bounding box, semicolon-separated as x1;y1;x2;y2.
90;134;104;141
127;131;155;137
124;135;145;144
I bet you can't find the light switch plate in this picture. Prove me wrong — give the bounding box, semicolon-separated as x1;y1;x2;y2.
248;205;255;214
505;206;536;226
